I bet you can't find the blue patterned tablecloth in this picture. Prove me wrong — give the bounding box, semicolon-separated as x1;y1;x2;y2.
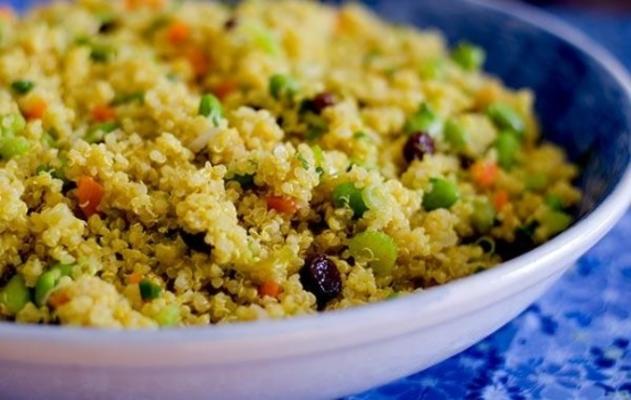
351;10;631;400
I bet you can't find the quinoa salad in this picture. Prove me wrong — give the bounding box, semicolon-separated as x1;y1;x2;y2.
0;0;581;328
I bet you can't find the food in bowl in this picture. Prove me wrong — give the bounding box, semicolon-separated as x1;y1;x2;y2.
0;0;580;328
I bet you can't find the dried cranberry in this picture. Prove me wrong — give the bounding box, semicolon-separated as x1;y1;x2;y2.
403;132;435;163
302;92;336;114
299;255;342;310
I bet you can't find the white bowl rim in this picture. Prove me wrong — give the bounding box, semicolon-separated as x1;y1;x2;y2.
0;0;629;347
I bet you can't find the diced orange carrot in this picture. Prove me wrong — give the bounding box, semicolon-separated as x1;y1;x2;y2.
76;176;105;218
185;46;210;78
493;190;509;211
470;160;498;188
259;280;282;298
91;104;116;122
22;97;47;120
266;195;298;215
48;290;70;308
167;21;190;45
213;80;237;100
127;272;143;285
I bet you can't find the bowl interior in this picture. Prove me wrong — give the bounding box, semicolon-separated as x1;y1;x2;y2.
327;0;631;218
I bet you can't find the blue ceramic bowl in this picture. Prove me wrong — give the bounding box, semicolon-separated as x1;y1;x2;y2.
1;1;630;399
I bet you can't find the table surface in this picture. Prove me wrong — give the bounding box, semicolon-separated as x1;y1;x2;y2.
350;9;631;399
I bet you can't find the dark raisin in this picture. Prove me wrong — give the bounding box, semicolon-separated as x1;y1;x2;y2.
403;132;435;163
301;92;336;114
224;17;238;31
179;230;212;254
307;218;328;235
459;155;475;169
299;255;342;310
98;19;118;34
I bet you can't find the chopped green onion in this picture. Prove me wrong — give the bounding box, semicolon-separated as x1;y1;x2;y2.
332;182;368;219
11;80;35;95
90;45;113;63
154;304;180;327
348;231;398;276
541;209;572;235
0;113;26;136
471;198;495;233
361;186;387;211
0;114;29;159
419;58;445;80
0;136;29;159
53;262;74;277
85;122;119;143
495;130;520;169
198;94;223;126
36;165;65;181
36;165;51;175
34;270;60;306
545;194;564;211
403;103;441;136
75;35;92;46
311;144;324;165
525;172;548;191
487;102;524;136
423;177;459;211
139;279;162;301
41;131;57;148
269;74;299;101
111;91;145;106
451;42;485;71
475;236;496;254
297;153;309;169
353;131;371;141
0;275;30;314
444;119;468;151
34;262;74;306
245;24;280;55
311;145;325;175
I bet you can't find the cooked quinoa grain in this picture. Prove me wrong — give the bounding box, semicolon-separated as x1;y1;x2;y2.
0;0;581;328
